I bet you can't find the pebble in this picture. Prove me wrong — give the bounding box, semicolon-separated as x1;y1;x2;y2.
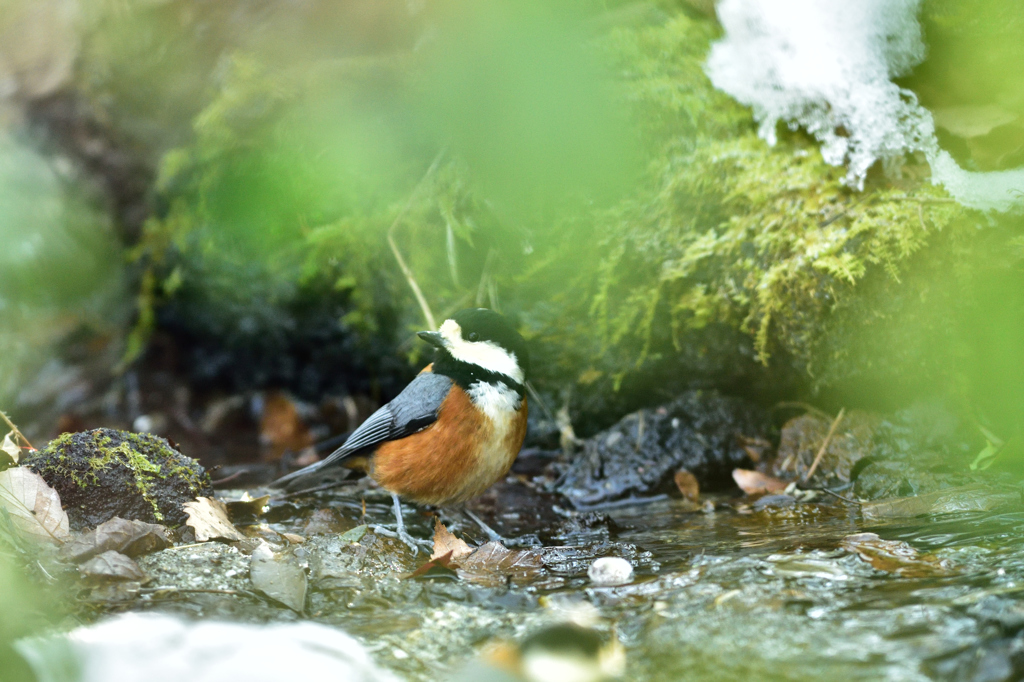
588;557;634;586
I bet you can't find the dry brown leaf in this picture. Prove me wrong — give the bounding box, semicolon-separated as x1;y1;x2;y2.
456;541;545;587
60;517;170;563
2;431;20;464
224;494;270;525
841;533;953;578
405;550;458;579
431;519;473;563
183;497;246;542
79;550;148;583
732;469;788;495
0;467;70;543
674;469;699;502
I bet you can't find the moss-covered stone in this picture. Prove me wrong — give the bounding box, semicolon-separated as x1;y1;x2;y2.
23;429;212;530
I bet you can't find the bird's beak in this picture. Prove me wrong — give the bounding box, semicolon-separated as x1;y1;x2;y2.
417;331;445;349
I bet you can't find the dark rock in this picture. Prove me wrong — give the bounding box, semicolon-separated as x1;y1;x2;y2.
773;410;879;485
23;429;212;530
552;390;772;507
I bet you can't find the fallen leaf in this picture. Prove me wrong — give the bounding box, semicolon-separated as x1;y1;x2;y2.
224;494;270;525
431;519;473;563
0;467;70;544
456;541;545;587
2;431;20;464
674;470;700;502
405;550;458;579
250;543;307;613
183;497;246;542
337;524;368;544
60;517;170;563
841;533;952;578
860;484;1021;521
79;550;148;583
732;469;788;495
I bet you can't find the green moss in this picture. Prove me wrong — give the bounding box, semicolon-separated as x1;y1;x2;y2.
119;5;1001;406
28;430;209;525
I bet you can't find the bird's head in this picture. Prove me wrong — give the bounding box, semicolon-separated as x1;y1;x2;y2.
417;308;529;386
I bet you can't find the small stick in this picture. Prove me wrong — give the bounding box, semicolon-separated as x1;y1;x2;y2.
804;407;845;482
0;409;35;450
524;381;556;423
387;149;447;331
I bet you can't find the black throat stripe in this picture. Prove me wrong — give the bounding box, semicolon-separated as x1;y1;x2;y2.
432;351;526;401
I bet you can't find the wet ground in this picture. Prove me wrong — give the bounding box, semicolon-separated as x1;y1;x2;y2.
95;478;1024;682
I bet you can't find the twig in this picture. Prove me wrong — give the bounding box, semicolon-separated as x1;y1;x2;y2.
0;409;35;450
804;407;845;482
387;149;447;331
524;381;556;423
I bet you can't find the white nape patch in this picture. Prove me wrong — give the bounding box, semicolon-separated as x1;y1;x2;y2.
438;319;524;384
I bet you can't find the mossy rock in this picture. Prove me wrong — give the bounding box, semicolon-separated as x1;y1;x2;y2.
23;429;212;531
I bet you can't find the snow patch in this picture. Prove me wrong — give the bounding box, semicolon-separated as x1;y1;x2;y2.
706;0;1024;213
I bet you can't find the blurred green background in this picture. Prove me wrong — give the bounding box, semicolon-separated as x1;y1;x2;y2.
0;0;1022;446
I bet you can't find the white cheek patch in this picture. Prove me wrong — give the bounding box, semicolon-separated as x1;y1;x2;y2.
439;319;524;384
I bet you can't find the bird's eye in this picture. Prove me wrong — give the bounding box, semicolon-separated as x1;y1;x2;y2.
468;332;479;342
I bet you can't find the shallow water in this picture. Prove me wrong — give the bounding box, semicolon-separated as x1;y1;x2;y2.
122;482;1024;681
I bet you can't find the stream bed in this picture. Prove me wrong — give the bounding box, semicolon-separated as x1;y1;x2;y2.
106;480;1024;682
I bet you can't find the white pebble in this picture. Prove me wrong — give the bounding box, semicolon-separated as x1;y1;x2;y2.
588;557;633;586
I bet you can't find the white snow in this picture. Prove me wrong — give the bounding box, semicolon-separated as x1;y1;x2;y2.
706;0;1024;213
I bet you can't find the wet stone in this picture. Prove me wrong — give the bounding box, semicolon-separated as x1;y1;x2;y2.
24;429;212;530
553;391;772;507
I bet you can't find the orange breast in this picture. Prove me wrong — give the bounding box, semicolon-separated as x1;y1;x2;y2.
370;388;528;506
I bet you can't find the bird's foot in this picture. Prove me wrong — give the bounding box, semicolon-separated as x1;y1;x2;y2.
460;509;542;548
371;525;433;555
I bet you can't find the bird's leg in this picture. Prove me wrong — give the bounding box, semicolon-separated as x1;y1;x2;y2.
372;493;432;555
462;508;506;544
455;508;542;548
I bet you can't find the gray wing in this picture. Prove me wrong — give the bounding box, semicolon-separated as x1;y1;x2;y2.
271;372;453;490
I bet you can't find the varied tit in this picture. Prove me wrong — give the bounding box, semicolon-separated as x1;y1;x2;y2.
272;308;529;550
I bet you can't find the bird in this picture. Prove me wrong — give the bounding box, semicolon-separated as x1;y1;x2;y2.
271;308;530;551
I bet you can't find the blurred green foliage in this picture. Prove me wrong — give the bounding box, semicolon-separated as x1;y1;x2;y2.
0;135;125;408
7;0;1015;434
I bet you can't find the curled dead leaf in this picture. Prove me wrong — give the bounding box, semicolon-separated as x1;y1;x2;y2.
0;466;70;543
79;550;148;583
732;469;788;496
60;517;170;563
183;497;246;542
673;469;699;502
224;494;270;525
431;519;473;563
